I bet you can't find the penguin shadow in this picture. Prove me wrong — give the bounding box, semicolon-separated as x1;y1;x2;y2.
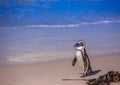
86;70;102;77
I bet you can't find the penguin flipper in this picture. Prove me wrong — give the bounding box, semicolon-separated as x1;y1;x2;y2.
72;57;77;66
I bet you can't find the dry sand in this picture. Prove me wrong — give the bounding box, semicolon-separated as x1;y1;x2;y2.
0;55;120;85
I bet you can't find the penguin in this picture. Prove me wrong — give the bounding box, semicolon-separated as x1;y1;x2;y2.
72;40;93;77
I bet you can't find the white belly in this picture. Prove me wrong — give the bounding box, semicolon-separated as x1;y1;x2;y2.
75;51;84;70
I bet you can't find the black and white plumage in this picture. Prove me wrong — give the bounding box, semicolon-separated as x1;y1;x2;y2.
72;40;93;77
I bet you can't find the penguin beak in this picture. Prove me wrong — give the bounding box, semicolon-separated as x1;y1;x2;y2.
74;43;79;47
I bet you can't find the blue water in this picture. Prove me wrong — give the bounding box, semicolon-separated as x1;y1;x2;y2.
0;22;120;65
0;0;120;65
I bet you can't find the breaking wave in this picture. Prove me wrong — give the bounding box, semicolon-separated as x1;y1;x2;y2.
1;20;120;29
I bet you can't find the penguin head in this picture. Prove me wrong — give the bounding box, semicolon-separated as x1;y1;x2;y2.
74;40;84;47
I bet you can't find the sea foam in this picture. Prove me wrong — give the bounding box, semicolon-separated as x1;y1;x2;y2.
0;20;120;29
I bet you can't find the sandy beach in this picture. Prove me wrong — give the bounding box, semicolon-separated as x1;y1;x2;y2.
0;55;120;85
0;0;120;85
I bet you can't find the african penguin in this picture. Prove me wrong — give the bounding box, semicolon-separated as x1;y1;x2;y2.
72;40;93;77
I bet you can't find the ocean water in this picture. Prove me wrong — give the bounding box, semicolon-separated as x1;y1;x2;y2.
0;22;120;65
0;0;120;65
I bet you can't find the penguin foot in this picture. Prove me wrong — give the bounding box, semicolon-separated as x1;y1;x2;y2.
80;73;87;78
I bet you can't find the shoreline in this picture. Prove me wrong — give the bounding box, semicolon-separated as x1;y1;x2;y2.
0;51;120;66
